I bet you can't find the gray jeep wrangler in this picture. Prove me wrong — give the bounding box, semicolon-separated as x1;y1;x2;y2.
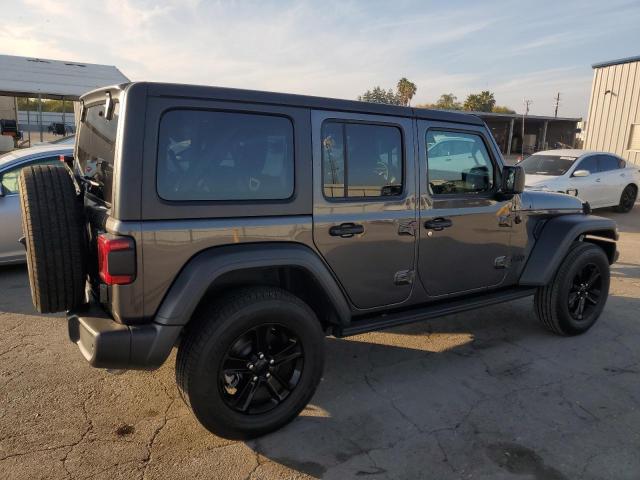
18;82;618;439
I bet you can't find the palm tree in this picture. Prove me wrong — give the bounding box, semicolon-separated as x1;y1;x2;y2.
396;78;417;106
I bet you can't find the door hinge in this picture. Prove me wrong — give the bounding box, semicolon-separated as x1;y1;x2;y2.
394;269;414;285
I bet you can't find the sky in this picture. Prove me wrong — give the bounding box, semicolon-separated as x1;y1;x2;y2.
3;0;640;118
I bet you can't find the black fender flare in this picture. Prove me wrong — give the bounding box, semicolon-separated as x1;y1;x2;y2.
519;214;617;286
154;242;352;327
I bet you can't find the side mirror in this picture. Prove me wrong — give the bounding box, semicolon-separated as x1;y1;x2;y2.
572;169;590;177
501;165;525;195
0;183;5;198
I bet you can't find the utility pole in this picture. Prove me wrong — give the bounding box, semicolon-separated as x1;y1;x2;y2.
522;99;531;156
553;92;560;118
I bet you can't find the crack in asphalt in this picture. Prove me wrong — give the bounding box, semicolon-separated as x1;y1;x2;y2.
60;387;97;478
139;379;177;480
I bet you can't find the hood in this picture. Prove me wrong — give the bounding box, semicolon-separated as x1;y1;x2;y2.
520;190;583;213
524;174;560;187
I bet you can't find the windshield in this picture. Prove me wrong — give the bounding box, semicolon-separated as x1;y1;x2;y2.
76;103;119;204
519;154;576;176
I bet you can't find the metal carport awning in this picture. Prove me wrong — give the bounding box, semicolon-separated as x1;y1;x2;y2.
0;54;129;143
0;54;129;100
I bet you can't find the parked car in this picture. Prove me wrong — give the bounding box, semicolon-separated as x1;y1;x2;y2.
0;119;23;140
18;82;617;440
47;122;70;136
0;119;23;149
520;149;639;212
0;144;73;264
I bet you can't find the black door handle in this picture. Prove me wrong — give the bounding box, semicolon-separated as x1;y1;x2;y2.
329;223;364;238
424;217;453;231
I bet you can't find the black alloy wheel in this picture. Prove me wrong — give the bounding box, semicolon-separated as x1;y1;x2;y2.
219;323;304;414
568;262;602;321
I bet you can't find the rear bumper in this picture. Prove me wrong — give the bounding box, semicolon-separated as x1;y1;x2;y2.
67;303;182;370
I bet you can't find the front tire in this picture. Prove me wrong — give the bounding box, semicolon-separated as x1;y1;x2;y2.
615;184;637;213
176;287;325;439
534;242;610;336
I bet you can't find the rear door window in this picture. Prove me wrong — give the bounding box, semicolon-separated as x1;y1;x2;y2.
157;110;294;201
321;121;403;198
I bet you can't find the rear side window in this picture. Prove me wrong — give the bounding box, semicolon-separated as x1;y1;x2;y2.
426;130;494;195
157;110;294;201
76;103;119;204
321;121;403;198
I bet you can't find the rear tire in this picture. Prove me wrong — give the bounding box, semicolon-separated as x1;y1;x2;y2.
615;184;637;213
18;165;86;313
176;287;325;439
534;242;610;336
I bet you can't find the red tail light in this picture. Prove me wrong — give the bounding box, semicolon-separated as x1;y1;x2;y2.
97;234;136;285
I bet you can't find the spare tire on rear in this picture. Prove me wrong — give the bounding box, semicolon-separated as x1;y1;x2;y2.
19;164;87;313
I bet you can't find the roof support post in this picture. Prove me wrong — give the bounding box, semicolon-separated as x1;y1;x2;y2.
38;94;43;143
506;118;514;155
26;99;31;147
541;120;548;151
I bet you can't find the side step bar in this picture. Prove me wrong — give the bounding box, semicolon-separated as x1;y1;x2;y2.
336;287;537;337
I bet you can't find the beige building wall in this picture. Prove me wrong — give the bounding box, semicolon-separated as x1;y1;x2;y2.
584;58;640;165
0;95;17;121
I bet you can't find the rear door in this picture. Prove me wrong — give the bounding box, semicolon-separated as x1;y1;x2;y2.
312;110;417;310
417;121;514;297
598;154;627;205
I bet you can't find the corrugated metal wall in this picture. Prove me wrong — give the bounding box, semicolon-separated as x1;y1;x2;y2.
584;61;640;164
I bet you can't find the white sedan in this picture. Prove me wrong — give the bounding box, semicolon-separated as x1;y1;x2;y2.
520;149;639;212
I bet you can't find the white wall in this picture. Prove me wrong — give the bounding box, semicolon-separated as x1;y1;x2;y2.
584;60;640;165
0;96;17;121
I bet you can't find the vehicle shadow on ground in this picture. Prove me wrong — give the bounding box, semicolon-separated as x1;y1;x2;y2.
241;293;640;478
0;264;39;315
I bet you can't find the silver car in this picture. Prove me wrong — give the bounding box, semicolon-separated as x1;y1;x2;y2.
0;144;74;265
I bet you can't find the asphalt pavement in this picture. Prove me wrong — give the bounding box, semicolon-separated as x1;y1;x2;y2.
1;206;639;479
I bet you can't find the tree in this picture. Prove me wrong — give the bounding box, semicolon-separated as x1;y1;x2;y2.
16;98;74;113
396;77;417;106
492;105;516;114
435;93;462;110
463;91;496;112
358;86;401;105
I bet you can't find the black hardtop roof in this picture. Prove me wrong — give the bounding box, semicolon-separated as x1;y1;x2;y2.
85;81;484;126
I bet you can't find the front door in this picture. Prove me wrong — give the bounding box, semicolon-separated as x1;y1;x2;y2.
0;156;61;263
417;122;514;297
570;155;606;207
312;110;417;310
